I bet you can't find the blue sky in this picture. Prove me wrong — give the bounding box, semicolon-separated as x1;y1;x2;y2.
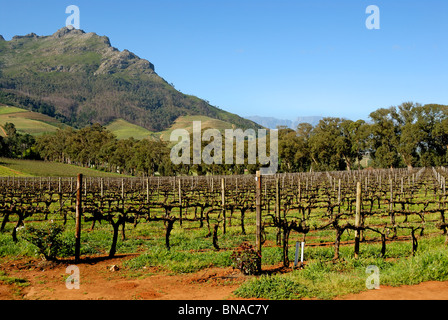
0;0;447;121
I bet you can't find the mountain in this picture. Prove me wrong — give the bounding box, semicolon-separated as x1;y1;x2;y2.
245;115;323;130
0;27;261;132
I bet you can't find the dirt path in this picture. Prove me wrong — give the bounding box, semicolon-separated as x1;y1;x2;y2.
0;255;246;300
0;125;7;137
2;255;448;300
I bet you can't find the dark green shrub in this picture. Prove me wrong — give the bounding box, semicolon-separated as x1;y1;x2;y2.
21;222;66;261
230;242;261;275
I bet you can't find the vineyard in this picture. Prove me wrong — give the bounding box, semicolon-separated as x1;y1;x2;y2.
2;167;448;299
1;166;448;267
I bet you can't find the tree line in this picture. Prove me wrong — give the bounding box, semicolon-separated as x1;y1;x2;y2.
1;102;448;176
279;102;448;172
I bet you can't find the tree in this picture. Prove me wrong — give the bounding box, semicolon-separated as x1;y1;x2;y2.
130;139;170;176
108;138;136;175
368;108;401;168
0;136;6;157
391;102;421;169
1;122;36;158
278;127;300;172
36;127;74;163
338;119;368;171
415;104;448;167
294;123;313;171
309;118;347;171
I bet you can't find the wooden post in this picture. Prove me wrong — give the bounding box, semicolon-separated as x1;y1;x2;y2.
338;178;341;204
58;177;63;212
255;171;262;272
444;176;446;195
275;178;281;245
221;177;226;234
354;181;362;259
390;178;395;222
75;174;83;263
146;178;150;203
390;178;396;237
178;178;182;227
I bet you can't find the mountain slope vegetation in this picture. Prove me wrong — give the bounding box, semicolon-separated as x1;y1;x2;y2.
0;27;260;132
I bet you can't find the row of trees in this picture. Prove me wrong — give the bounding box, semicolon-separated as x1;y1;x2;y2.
35;124;264;176
35;124;172;176
3;102;448;175
279;102;448;172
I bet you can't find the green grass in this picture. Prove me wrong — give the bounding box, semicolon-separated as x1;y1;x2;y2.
0;164;30;177
234;236;448;300
0;158;128;177
0;105;27;115
0;106;67;137
0;115;60;136
4;210;447;300
123;248;232;274
158;115;236;142
1;205;448;300
106;119;154;140
0;270;30;286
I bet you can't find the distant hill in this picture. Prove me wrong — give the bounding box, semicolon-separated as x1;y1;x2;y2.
0;104;68;137
246;115;323;130
0;27;261;132
158;115;238;142
105;119;154;140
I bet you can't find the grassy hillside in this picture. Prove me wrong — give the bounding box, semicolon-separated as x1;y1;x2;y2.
0;105;67;137
159;115;237;141
0;105;241;142
106;119;154;140
0;158;127;177
0;163;30;177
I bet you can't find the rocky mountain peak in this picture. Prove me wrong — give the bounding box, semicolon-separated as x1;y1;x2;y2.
51;26;86;38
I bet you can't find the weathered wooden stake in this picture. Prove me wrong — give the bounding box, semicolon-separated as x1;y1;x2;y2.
75;174;83;263
221;177;226;234
354;181;362;259
178;179;182;227
146;178;149;203
338;179;341;204
275;178;281;245
255;171;262;272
